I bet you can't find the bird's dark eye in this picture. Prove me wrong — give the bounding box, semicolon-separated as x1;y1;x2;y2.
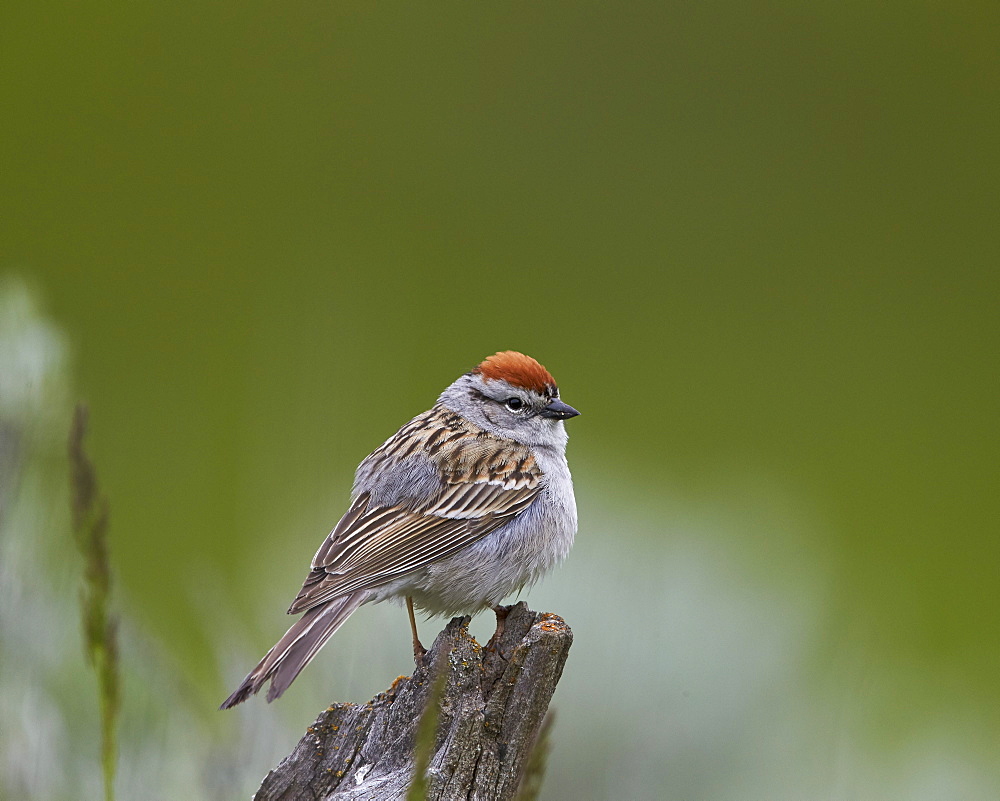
505;397;524;411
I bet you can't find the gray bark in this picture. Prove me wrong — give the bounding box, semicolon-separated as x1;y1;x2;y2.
252;603;572;801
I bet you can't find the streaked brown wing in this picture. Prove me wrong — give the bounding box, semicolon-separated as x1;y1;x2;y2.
287;480;539;613
288;406;544;614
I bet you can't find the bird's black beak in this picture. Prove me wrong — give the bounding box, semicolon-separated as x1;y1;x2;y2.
540;399;581;420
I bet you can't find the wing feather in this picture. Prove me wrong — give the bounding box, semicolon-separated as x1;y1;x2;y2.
287;406;543;614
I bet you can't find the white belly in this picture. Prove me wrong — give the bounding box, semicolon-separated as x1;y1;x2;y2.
373;474;577;617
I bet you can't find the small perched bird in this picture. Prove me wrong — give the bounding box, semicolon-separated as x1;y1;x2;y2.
221;351;579;708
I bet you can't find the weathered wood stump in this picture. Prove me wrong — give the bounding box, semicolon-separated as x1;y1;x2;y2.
253;603;572;801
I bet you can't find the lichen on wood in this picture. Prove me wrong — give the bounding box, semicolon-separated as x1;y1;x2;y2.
253;603;572;801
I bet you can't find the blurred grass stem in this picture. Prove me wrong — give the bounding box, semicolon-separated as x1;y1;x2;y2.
69;405;119;801
405;652;448;801
512;712;555;801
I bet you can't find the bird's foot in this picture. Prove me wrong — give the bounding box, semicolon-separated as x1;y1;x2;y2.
412;639;427;667
486;604;513;653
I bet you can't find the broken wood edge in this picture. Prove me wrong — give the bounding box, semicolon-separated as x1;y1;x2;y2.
252;602;573;801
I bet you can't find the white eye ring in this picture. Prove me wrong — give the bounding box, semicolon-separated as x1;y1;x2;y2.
505;397;525;412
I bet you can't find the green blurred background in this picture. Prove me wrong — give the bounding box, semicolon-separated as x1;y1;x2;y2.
2;1;998;798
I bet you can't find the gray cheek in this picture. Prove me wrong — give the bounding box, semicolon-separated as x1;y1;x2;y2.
483;405;523;436
524;417;549;443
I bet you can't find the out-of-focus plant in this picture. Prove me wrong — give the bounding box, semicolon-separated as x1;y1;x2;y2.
405;658;447;801
512;713;555;801
402;655;554;801
69;404;119;801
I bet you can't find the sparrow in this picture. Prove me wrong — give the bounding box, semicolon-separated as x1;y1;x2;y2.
221;351;579;708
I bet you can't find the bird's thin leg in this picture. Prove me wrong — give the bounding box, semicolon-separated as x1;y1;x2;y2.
406;596;426;664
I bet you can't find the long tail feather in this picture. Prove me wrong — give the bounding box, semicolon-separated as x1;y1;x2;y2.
220;591;367;709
